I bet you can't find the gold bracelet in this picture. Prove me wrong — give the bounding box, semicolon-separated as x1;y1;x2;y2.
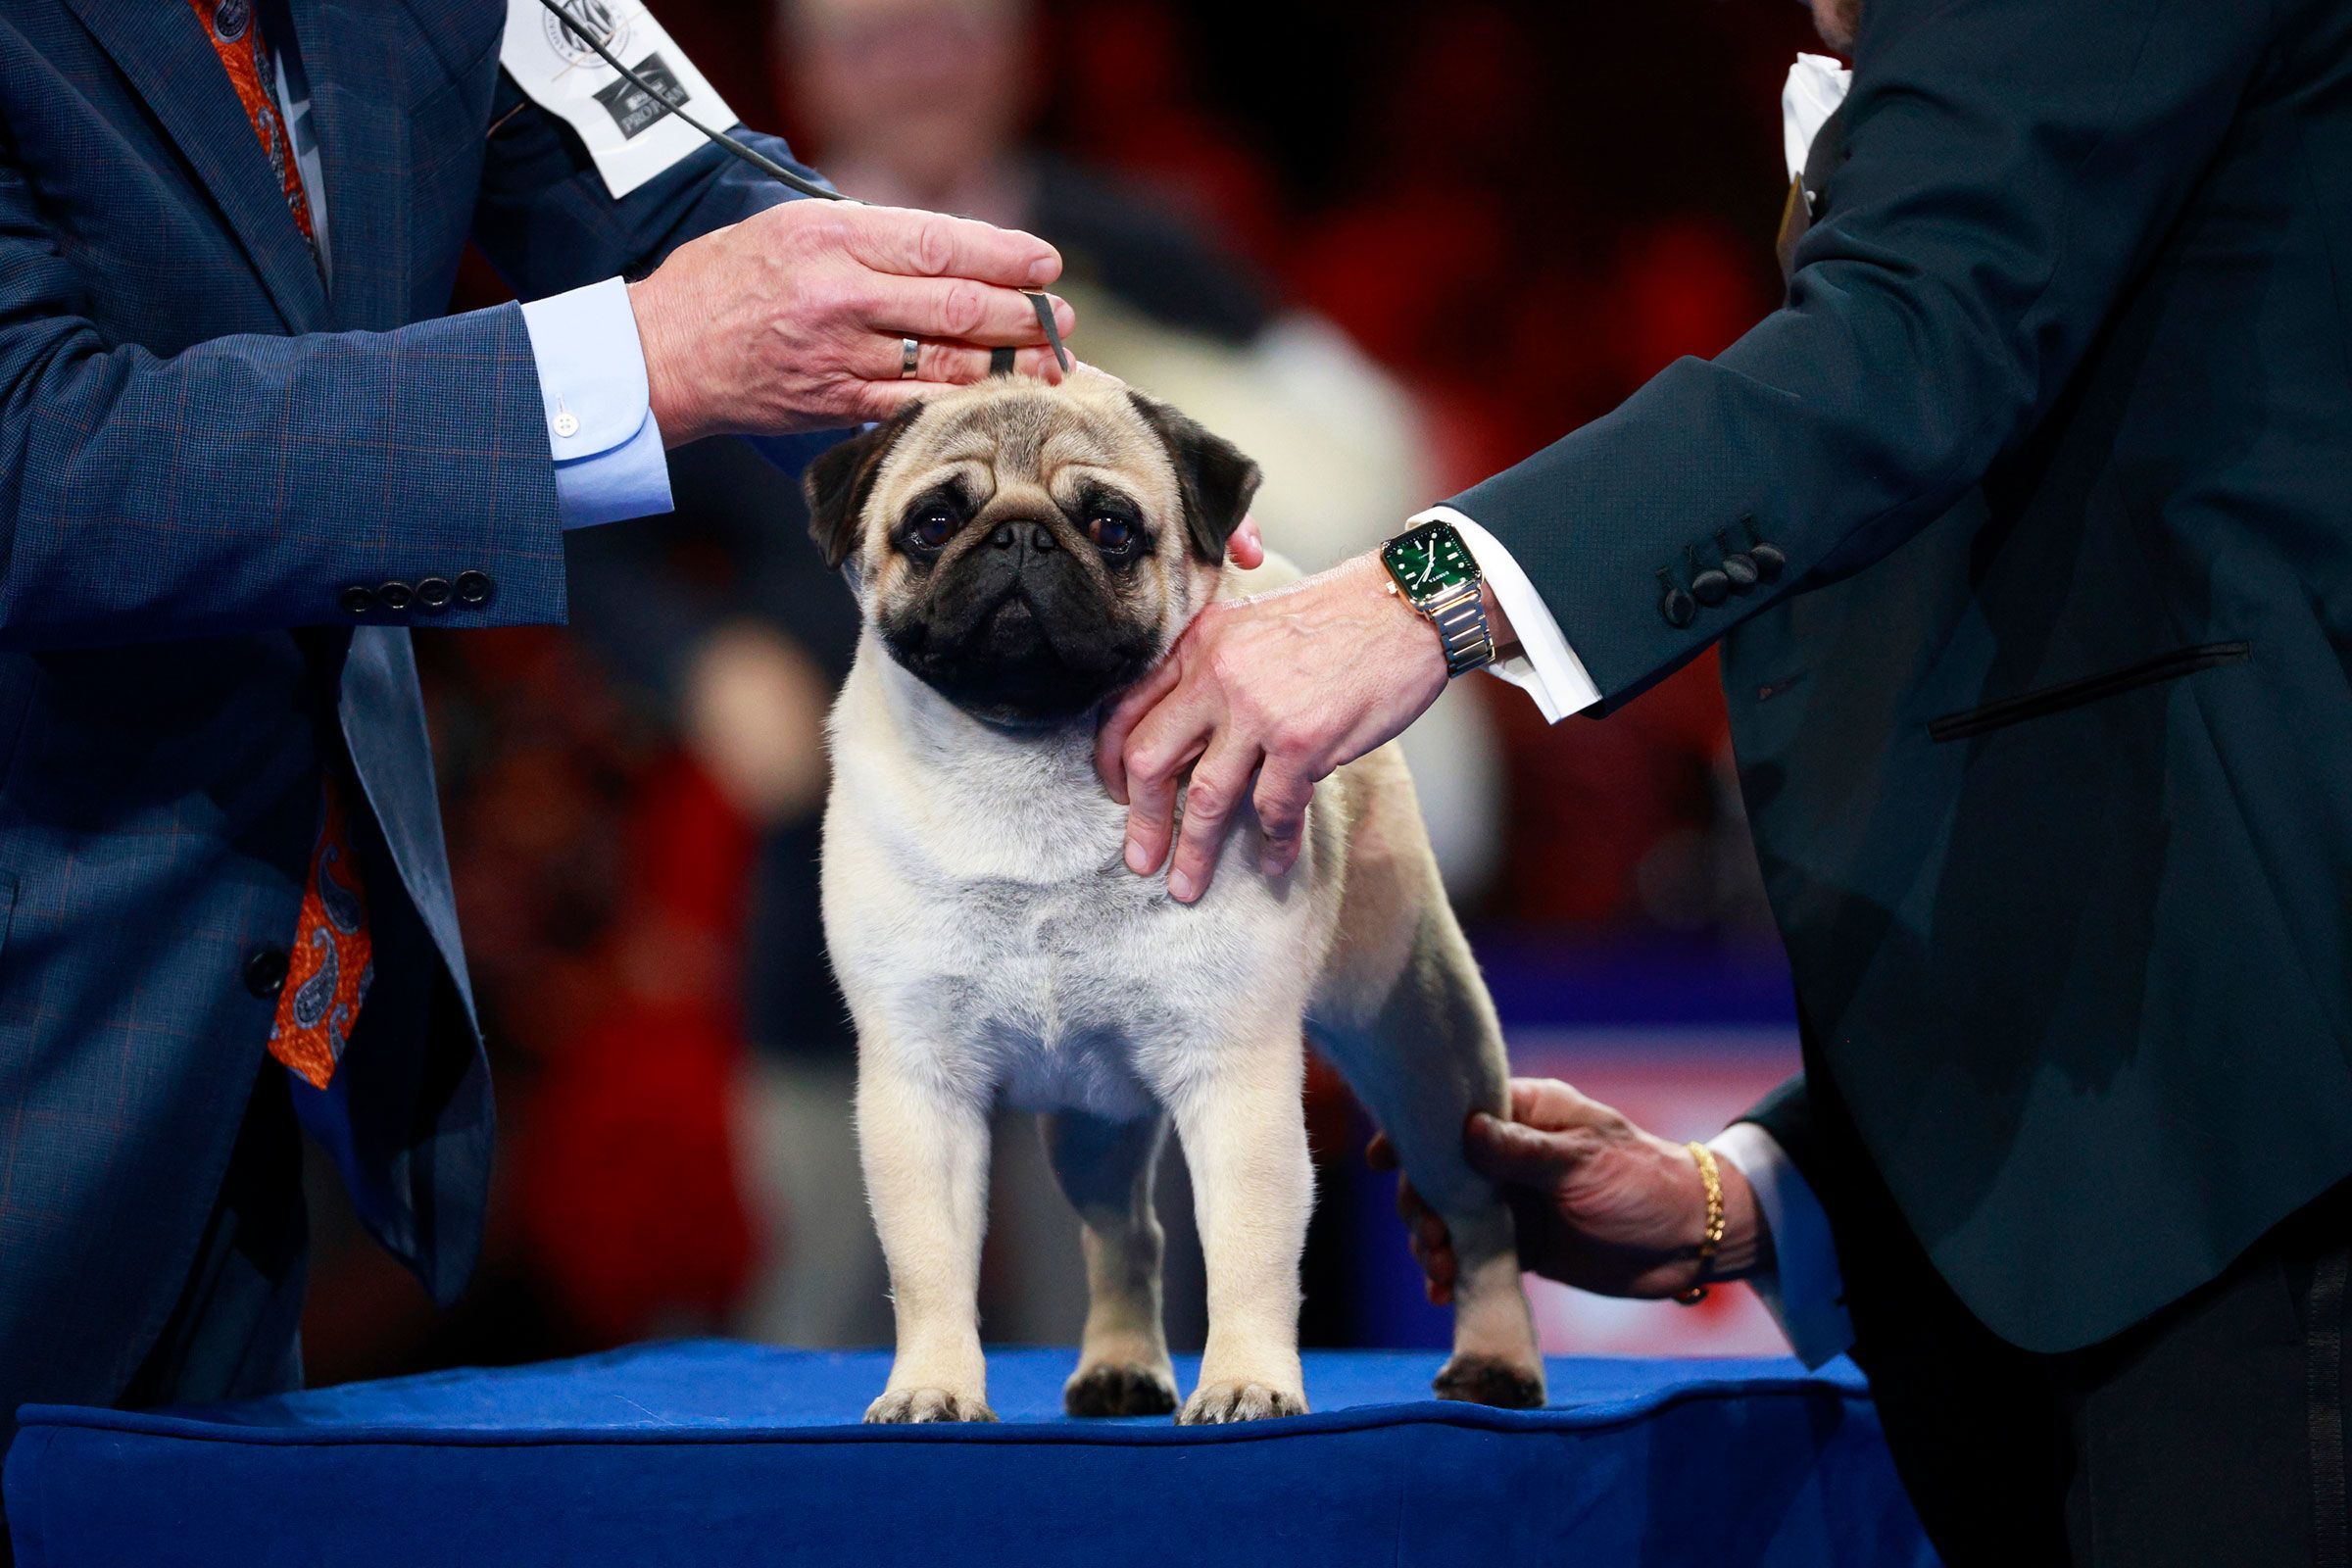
1675;1141;1727;1305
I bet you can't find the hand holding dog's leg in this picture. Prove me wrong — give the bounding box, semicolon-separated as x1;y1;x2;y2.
1371;1077;1770;1301
1168;1045;1313;1423
1041;1111;1179;1417
859;1052;997;1422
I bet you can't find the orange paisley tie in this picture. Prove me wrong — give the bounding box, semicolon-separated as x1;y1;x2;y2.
187;0;318;261
193;0;368;1083
270;771;374;1090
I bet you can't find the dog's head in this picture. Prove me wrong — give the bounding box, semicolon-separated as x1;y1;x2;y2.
804;378;1260;725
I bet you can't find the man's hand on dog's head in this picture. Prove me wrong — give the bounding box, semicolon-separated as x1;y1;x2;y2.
627;201;1076;444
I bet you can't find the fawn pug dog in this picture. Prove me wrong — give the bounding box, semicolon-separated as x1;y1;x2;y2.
807;375;1544;1425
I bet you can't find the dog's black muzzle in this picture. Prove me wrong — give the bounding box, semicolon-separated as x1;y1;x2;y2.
883;520;1156;724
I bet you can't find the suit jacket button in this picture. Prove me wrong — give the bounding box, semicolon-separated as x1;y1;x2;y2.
1660;587;1697;628
340;585;375;615
1691;568;1732;607
455;570;495;607
416;576;454;611
377;580;415;612
244;946;290;1000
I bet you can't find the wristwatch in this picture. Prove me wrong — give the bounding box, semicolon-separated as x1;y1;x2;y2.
1379;518;1497;678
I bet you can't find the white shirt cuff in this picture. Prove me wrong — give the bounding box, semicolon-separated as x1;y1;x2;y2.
1709;1120;1855;1369
518;277;674;531
1413;506;1601;722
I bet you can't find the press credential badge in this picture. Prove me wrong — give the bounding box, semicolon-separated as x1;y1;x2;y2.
500;0;738;199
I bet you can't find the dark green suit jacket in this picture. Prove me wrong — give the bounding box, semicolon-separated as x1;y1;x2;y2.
1459;0;2352;1353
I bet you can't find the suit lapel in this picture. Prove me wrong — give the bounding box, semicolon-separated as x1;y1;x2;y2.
292;0;413;332
62;0;328;333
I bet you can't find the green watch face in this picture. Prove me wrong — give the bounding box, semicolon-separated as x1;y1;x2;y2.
1382;520;1479;606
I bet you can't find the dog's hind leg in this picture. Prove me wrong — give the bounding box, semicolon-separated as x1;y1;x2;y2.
1041;1110;1179;1417
858;1046;998;1423
1310;754;1546;1409
1320;909;1547;1408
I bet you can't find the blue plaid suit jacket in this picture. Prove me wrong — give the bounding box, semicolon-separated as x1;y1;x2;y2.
0;0;809;1421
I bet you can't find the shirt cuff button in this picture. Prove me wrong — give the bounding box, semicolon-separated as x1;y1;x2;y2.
553;411;580;439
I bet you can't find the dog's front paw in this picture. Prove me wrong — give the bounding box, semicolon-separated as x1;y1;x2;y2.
863;1387;997;1424
1065;1360;1179;1418
1177;1380;1306;1425
1433;1353;1546;1409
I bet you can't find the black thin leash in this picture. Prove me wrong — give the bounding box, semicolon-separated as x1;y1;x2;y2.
530;0;1071;372
995;293;1072;375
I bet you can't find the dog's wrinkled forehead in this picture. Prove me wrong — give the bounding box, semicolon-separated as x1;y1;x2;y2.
865;381;1179;525
804;376;1260;579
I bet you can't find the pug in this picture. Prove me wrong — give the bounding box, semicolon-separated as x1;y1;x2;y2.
806;375;1544;1424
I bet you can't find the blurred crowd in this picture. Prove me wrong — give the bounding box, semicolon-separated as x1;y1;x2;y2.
300;0;1825;1382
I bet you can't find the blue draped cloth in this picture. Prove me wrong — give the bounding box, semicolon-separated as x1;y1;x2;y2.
6;1342;1934;1565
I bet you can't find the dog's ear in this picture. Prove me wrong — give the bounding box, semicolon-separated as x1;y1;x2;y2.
1126;391;1262;564
804;403;926;570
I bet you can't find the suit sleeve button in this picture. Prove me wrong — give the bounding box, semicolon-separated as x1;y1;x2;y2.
1721;553;1759;591
339;585;375;615
1750;543;1787;582
1660;587;1697;628
376;580;415;612
1691;568;1732;607
454;570;496;607
416;576;454;611
244;946;290;999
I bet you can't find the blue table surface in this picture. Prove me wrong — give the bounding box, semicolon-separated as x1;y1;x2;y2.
10;1344;1935;1568
18;1341;1869;1447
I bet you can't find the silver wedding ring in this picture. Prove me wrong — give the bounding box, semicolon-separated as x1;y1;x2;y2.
899;336;920;379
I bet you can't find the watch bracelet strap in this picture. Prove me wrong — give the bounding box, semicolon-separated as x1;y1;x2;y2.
1425;583;1495;677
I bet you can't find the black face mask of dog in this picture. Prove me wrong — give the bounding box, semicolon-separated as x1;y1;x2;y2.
804;385;1261;727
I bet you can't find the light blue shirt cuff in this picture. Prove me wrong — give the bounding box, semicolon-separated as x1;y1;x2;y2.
1709;1120;1856;1369
518;277;674;531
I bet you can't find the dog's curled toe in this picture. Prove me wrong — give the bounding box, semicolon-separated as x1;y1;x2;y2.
863;1388;998;1424
1433;1354;1547;1409
1177;1380;1306;1425
1065;1360;1179;1417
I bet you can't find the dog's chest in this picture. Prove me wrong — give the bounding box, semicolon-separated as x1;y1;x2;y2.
896;855;1198;1111
826;659;1297;1115
845;799;1273;1116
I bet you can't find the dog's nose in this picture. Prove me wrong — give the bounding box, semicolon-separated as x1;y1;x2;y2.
990;522;1057;554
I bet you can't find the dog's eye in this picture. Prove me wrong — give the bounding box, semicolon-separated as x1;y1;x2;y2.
1088;514;1136;554
907;510;956;551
